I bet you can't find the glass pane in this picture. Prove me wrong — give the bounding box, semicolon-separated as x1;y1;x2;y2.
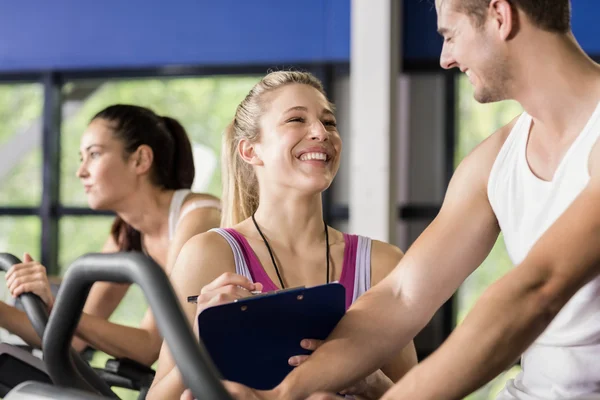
58;216;115;274
454;76;524;399
0;83;43;206
60;76;259;206
0;217;41;301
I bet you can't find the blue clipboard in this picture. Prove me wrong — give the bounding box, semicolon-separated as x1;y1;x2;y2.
197;283;346;390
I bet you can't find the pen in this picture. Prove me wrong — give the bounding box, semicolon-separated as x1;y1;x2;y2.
187;290;262;304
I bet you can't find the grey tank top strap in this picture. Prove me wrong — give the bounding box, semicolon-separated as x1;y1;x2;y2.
209;228;253;282
352;236;372;303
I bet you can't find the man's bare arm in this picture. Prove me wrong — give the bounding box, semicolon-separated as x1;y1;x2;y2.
264;132;507;400
380;143;600;400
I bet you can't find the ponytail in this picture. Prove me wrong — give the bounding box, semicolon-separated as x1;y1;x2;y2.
220;121;258;227
160;116;195;189
111;217;142;252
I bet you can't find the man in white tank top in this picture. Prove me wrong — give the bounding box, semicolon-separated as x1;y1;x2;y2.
225;1;600;400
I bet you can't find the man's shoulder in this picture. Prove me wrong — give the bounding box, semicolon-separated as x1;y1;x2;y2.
460;114;521;174
473;114;520;162
448;113;523;199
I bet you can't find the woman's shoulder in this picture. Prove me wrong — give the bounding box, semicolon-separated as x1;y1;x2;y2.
371;239;403;285
186;228;230;248
340;232;404;285
168;229;237;291
370;239;403;266
178;229;235;266
341;231;404;260
181;192;221;210
175;192;221;228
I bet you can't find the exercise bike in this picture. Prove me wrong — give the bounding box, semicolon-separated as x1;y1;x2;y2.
4;252;231;399
0;253;156;399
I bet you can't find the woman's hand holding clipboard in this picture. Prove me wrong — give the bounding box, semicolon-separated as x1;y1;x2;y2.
186;272;264;333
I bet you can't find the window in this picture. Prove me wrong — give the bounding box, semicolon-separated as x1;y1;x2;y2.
0;84;43;207
0;217;41;261
58;216;115;273
0;83;43;315
0;216;41;302
454;75;523;399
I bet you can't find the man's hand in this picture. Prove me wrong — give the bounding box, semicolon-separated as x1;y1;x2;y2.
181;381;274;400
224;383;345;400
289;339;393;399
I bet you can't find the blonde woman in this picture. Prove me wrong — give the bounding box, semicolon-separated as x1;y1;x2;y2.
147;71;418;400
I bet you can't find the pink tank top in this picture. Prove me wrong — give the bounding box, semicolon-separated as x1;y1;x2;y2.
211;228;372;310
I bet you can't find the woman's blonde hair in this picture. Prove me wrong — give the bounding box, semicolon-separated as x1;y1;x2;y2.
220;70;331;227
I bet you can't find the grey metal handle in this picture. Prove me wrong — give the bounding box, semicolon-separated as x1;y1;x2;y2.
44;252;232;400
0;253;49;342
0;253;116;397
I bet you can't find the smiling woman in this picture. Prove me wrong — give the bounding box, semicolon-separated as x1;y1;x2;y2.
146;70;418;400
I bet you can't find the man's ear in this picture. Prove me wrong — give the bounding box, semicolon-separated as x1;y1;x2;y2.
489;0;518;40
132;145;154;175
238;138;264;166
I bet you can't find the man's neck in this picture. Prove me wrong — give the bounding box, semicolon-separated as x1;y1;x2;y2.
513;34;600;139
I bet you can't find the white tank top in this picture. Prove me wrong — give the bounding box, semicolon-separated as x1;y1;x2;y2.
168;189;221;240
489;104;600;399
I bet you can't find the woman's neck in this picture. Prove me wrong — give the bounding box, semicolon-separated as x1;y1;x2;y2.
114;187;175;238
251;192;326;251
